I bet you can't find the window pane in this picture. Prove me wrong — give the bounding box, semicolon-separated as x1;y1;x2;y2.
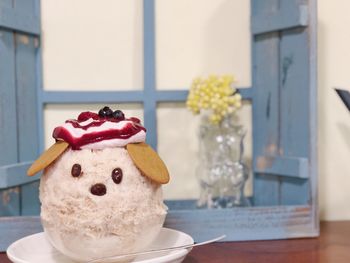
155;0;251;89
157;103;200;200
157;102;252;200
42;0;143;91
44;104;144;148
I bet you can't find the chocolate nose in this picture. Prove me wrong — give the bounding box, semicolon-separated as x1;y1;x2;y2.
90;183;106;196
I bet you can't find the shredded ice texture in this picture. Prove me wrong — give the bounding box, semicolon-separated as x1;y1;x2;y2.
40;147;167;261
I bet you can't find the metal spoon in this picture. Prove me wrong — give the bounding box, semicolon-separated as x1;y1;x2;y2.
87;234;226;263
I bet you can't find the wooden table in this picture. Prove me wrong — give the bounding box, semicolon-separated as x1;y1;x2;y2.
1;221;349;263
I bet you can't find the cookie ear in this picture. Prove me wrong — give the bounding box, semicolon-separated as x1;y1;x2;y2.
27;141;69;176
126;142;170;184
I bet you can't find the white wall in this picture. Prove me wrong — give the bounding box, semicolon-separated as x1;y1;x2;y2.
318;0;350;220
41;0;350;219
42;0;143;90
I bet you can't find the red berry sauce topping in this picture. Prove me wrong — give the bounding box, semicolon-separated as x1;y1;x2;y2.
53;107;146;150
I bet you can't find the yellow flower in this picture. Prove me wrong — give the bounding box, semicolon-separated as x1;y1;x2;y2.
186;74;242;124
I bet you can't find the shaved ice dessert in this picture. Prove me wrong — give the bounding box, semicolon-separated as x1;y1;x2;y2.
27;107;170;262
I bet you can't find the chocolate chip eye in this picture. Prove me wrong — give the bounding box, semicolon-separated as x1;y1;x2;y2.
112;168;123;184
71;164;82;177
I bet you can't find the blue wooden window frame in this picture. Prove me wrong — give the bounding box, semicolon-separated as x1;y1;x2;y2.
0;0;318;250
37;0;253;153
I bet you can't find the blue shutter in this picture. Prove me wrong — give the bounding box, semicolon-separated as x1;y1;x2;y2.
0;0;41;216
252;0;317;206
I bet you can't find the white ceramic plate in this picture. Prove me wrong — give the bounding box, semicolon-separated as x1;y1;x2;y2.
7;228;193;263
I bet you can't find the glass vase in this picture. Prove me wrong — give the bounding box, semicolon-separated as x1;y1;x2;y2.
196;114;250;209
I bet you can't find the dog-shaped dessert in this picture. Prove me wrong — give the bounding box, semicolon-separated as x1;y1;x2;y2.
27;108;169;262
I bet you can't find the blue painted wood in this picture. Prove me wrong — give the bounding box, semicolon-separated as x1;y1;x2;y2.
14;0;35;13
166;198;254;210
0;29;20;216
143;0;157;150
280;177;309;205
143;98;157;149
36;39;45;153
237;87;254;101
166;205;317;242
15;33;40;215
252;0;281;206
0;31;18;169
154;87;253;102
34;0;40;17
22;0;43;215
252;0;308;35
42;91;144;104
41;87;254;104
0;0;41;217
0;6;40;35
279;26;310;205
254;156;309;178
254;175;280;205
252;27;281;206
15;34;39;165
251;0;279;22
0;162;40;189
0;204;318;251
252;0;317;208
0;0;12;8
155;90;188;102
0;188;20;217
